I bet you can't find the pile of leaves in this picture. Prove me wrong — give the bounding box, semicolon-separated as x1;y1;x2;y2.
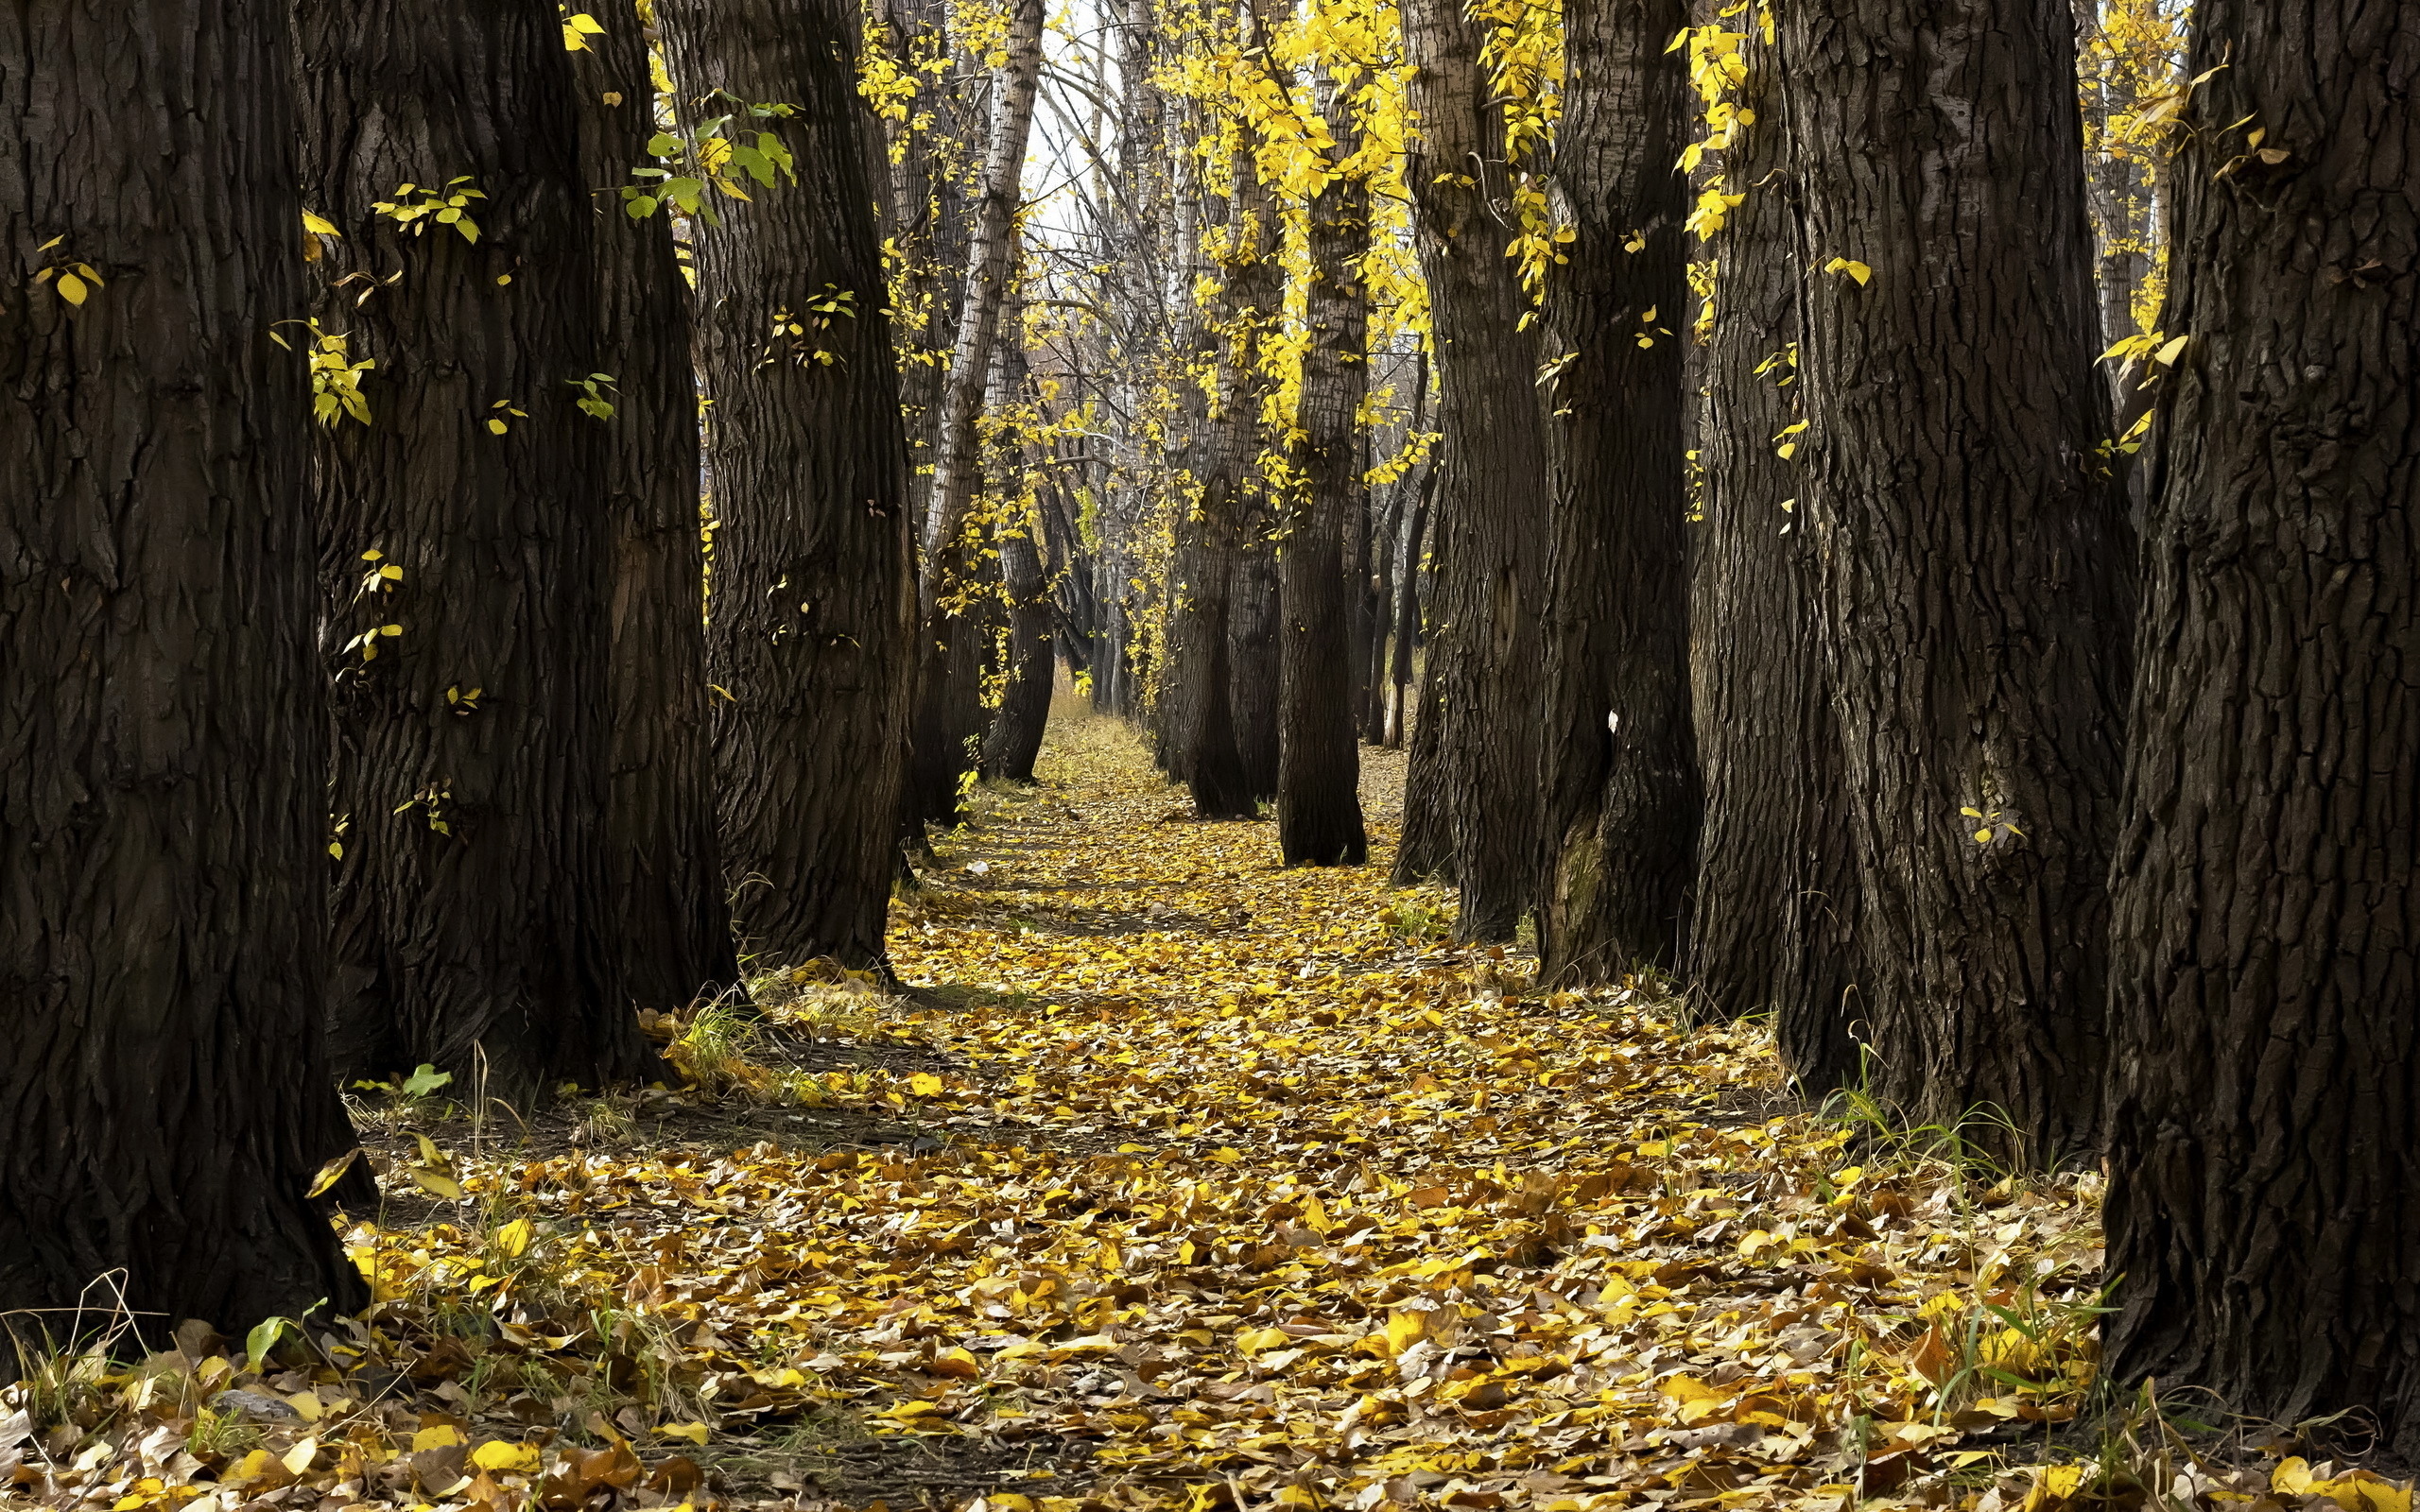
4;711;2409;1512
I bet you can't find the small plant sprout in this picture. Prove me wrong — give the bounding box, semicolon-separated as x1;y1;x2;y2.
621;96;797;221
561;10;606;48
355;546;402;600
29;236;105;307
1962;805;2024;845
340;621;403;662
270;319;373;425
444;685;483;714
568;372;618;420
486;399;527;434
372;176;485;243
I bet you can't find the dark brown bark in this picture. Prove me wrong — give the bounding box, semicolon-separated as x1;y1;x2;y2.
1167;89;1281;819
1536;0;1702;982
1388;469;1431;749
1681;19;1862;1091
1277;73;1371;867
662;0;917;971
0;0;368;1345
1779;0;2132;1162
300;0;655;1091
573;4;737;1013
1392;636;1454;884
983;350;1054;784
2101;0;2420;1454
1401;0;1553;939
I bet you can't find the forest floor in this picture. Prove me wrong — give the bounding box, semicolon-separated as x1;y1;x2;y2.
4;703;2402;1512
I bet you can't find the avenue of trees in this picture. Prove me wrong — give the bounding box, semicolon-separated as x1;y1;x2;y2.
1;0;2412;1455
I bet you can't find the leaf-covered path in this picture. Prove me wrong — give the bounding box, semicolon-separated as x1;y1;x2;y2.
9;707;2243;1512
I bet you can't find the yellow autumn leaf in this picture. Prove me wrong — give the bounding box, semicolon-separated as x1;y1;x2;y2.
410;1425;463;1452
654;1421;710;1445
493;1217;534;1257
470;1440;543;1472
908;1072;945;1096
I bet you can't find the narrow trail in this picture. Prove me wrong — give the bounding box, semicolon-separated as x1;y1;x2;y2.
33;708;2118;1512
590;708;2107;1510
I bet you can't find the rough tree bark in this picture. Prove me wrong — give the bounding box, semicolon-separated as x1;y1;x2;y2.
300;0;655;1091
1681;19;1863;1091
1276;71;1372;866
0;0;368;1344
661;0;918;972
909;0;1044;828
2101;0;2420;1455
1778;0;2133;1162
1400;0;1554;938
1388;463;1432;749
574;2;738;1012
982;342;1055;783
1536;0;1701;982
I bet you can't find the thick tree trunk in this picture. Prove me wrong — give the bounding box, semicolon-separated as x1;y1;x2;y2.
0;0;367;1344
1277;73;1371;866
1401;0;1553;939
300;0;654;1091
908;0;1044;826
1536;0;1702;983
1359;487;1397;744
2101;0;2420;1455
1779;0;2132;1162
1167;97;1281;818
1682;18;1862;1092
662;0;917;972
575;4;737;1013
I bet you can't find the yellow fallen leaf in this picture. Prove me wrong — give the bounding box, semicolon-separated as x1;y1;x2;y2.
908;1072;945;1096
411;1424;463;1452
471;1439;543;1472
493;1217;534;1257
654;1420;710;1445
280;1437;319;1476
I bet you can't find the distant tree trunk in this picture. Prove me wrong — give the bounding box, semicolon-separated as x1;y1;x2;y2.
1388;470;1431;748
1277;71;1372;866
1392;647;1452;882
1401;0;1554;939
300;0;653;1091
1779;0;2132;1162
1359;486;1397;745
1682;17;1863;1091
982;346;1053;783
2102;0;2420;1455
1228;537;1284;802
662;0;917;972
0;0;368;1345
1167;85;1282;819
1536;0;1701;983
574;4;737;1013
910;0;1043;827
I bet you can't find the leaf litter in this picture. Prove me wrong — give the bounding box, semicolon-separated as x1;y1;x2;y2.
3;709;2409;1512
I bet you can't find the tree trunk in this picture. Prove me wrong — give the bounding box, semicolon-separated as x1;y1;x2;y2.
661;0;918;972
983;520;1055;783
1392;635;1454;883
300;0;654;1091
982;345;1054;783
908;0;1044;825
1277;72;1372;866
1388;470;1431;748
1778;0;2132;1162
1360;486;1398;744
1536;0;1702;983
1681;15;1863;1092
574;3;737;1013
0;0;368;1345
2101;0;2420;1454
1400;0;1554;939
